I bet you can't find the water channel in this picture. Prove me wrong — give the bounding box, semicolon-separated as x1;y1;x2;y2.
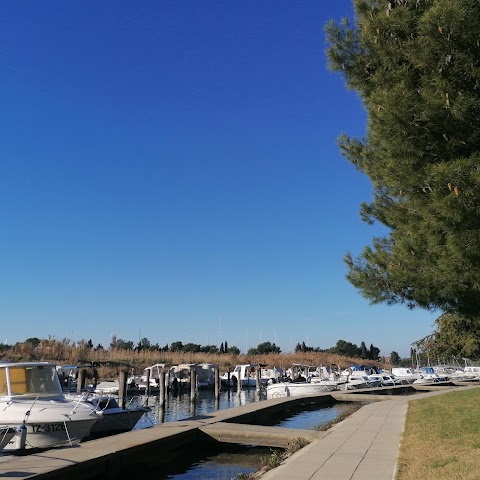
130;389;352;479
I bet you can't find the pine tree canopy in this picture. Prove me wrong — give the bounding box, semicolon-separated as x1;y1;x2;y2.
326;0;480;317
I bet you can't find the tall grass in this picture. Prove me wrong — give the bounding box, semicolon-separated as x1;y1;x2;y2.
2;338;386;379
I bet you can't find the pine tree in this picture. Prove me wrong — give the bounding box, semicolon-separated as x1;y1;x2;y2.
360;341;368;359
390;351;401;366
326;1;480;320
369;343;380;361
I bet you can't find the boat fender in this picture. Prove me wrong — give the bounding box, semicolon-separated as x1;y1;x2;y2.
15;424;27;450
306;376;311;383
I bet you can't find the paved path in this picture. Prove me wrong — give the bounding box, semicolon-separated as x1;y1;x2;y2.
261;386;475;480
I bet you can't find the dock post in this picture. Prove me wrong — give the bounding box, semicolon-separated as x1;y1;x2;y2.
214;367;220;399
159;370;166;408
227;370;231;390
159;403;165;423
255;367;261;393
237;372;241;395
76;369;86;393
145;369;151;397
118;369;128;410
92;368;98;388
190;367;196;402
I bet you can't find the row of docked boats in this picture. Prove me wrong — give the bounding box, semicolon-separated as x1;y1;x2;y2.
87;363;285;394
100;361;480;399
265;363;480;399
0;361;150;452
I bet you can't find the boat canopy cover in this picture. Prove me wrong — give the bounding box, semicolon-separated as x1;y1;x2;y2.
421;367;435;374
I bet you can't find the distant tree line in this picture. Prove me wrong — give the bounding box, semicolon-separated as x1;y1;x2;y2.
108;337;242;355
294;339;381;361
247;341;281;355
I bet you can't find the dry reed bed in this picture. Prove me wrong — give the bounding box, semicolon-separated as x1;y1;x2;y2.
2;338;386;380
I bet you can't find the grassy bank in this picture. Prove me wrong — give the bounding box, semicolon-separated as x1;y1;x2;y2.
397;387;480;480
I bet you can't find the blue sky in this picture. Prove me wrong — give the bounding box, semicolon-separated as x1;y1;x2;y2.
0;1;437;357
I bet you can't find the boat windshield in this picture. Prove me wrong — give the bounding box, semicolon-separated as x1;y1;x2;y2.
0;365;63;396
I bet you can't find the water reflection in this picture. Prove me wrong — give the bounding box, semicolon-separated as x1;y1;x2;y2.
158;444;275;480
275;402;352;430
135;389;264;428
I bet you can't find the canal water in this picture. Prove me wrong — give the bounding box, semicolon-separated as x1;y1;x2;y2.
134;388;263;428
131;389;351;479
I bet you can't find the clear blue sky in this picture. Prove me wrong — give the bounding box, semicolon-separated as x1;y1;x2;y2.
0;1;437;358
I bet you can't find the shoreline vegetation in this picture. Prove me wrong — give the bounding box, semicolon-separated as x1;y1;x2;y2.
0;337;388;380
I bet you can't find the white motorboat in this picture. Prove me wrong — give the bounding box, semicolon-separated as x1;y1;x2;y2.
136;364;166;393
64;392;150;437
412;367;449;384
368;373;405;387
187;363;219;389
221;364;261;388
433;365;473;382
0;362;101;450
168;364;196;390
391;367;422;384
266;363;340;398
463;365;480;380
57;365;139;394
343;375;372;390
260;366;284;384
266;380;338;398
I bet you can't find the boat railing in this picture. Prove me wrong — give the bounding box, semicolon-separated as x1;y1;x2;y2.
125;395;145;410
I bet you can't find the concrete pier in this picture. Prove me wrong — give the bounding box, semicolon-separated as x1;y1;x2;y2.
199;422;321;447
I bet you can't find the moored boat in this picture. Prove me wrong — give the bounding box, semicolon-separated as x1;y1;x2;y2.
266;363;340;398
221;364;261;388
266;380;338;398
0;362;101;450
64;391;150;437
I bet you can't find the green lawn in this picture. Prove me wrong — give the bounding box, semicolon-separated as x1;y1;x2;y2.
396;387;480;480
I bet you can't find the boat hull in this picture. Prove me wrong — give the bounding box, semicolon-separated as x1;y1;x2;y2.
266;382;336;399
0;398;100;450
90;408;148;436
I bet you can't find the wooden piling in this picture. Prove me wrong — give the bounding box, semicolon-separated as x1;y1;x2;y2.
255;367;261;393
118;370;128;410
190;367;196;402
77;368;85;392
214;367;220;399
237;372;241;395
159;370;166;408
77;369;86;392
145;369;151;397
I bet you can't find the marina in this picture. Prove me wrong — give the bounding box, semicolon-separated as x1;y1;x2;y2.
0;381;474;479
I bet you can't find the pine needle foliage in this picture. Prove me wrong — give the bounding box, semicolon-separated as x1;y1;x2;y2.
326;1;480;320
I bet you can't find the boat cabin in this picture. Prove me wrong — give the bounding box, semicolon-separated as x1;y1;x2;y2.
0;362;63;398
